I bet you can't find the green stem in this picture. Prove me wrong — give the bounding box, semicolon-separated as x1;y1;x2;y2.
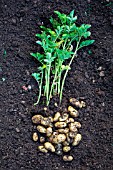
60;39;81;103
34;71;43;105
48;67;58;104
44;69;46;96
57;60;63;94
46;63;51;105
45;68;49;103
63;38;68;50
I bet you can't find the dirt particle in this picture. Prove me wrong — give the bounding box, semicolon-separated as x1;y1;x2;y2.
16;128;20;133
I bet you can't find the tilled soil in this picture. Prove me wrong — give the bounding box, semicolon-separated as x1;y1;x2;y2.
0;0;113;170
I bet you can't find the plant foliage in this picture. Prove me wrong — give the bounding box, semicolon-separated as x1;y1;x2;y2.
31;10;95;105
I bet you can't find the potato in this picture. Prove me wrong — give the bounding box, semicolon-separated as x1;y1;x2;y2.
58;128;69;134
53;112;61;122
50;134;66;144
59;113;68;122
72;134;82;146
44;142;55;152
55;122;67;128
38;145;48;153
68;106;79;117
32;115;43;124
70;98;86;108
46;127;53;137
40;136;45;143
63;146;71;152
37;125;46;133
63;155;73;161
32;132;38;142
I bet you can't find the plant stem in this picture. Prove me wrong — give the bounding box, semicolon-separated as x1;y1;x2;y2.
48;67;58;104
46;63;51;105
57;60;63;94
45;68;49;103
34;71;43;105
59;40;81;103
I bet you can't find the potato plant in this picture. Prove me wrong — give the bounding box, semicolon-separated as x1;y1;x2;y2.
31;10;94;105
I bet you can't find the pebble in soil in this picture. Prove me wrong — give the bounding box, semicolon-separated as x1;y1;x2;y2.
32;98;85;161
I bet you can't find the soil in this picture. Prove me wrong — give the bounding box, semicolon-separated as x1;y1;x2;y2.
0;0;113;170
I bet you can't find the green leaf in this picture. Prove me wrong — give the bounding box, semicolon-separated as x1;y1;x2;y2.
54;11;67;24
30;52;44;63
36;33;42;38
83;31;91;38
61;65;71;71
36;40;42;46
32;73;41;82
62;34;69;39
84;24;91;29
50;17;61;28
56;49;73;61
78;40;95;49
70;10;74;18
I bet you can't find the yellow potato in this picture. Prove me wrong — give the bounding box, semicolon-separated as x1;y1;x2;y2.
63;155;73;161
37;125;46;133
32;132;38;142
55;122;67;128
44;142;55;152
38;145;48;153
32;115;43;124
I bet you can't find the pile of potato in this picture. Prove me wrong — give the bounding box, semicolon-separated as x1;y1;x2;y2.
32;98;85;161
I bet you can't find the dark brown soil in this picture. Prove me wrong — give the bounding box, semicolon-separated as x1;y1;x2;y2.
0;0;113;170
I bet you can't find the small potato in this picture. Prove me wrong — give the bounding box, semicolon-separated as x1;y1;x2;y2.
65;118;74;124
55;122;67;128
32;115;43;124
70;98;86;108
59;113;69;122
50;134;66;144
80;101;86;108
38;145;48;153
46;127;53;137
37;125;46;133
69;123;78;132
58;128;69;134
68;106;79;117
41;117;53;127
53;112;61;122
44;142;55;152
40;136;45;143
72;134;82;146
63;155;73;161
68;131;77;138
49;132;59;143
32;132;38;142
73;121;81;128
63;146;71;152
57;134;66;143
